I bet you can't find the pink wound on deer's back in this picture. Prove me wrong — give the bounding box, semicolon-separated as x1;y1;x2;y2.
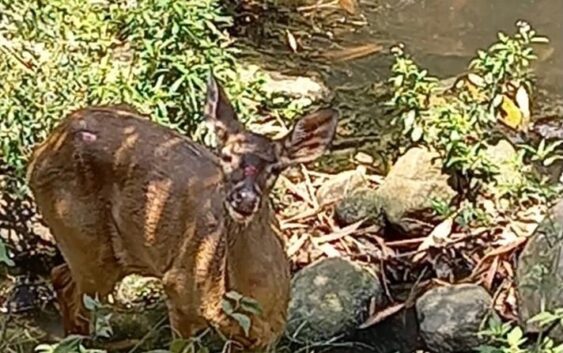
78;131;97;143
244;165;258;176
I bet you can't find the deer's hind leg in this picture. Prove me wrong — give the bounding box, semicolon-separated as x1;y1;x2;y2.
36;189;124;336
49;225;125;336
51;262;89;335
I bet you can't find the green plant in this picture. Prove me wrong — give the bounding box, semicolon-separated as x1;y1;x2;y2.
221;290;262;337
387;20;558;212
0;238;14;266
477;310;563;353
34;335;105;353
82;295;113;340
388;43;499;182
520;139;563;168
469;20;548;99
456;202;492;229
0;0;269;198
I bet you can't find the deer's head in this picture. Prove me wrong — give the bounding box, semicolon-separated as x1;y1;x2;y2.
204;74;338;224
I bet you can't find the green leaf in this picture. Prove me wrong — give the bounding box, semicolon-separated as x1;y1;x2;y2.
528;311;557;326
240;297;262;315
231;312;251;337
506;326;525;347
530;36;549;43
34;344;55;353
410;125;423;142
221;298;234;315
94;313;113;339
403;109;416;129
52;335;87;353
82;294;100;311
224;290;243;302
0;239;15;266
543;155;563;167
170;339;195;353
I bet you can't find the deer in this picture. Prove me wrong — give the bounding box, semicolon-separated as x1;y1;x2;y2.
26;73;339;350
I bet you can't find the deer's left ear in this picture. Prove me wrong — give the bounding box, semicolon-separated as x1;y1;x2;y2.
204;73;244;146
277;108;339;167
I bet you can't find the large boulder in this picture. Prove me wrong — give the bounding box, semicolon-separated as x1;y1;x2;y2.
375;146;457;236
516;198;563;342
416;284;496;353
286;257;384;345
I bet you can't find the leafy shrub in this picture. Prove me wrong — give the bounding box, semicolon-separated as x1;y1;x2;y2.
387;21;561;207
477;310;563;353
0;0;267;197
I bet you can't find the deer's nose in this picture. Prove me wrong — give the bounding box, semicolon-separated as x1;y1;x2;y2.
230;186;259;215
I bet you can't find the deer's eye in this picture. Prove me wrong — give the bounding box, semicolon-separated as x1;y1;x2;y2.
221;153;233;163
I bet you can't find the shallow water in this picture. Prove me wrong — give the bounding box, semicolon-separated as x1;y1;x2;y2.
326;0;563;91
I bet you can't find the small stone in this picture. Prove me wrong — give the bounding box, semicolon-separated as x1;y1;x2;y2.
335;188;382;226
286;257;384;344
355;152;374;165
316;167;368;207
375;146;457;237
416;284;496;353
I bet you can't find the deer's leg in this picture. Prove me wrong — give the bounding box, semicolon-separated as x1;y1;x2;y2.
51;262;89;335
51;259;123;336
162;270;208;338
36;190;123;336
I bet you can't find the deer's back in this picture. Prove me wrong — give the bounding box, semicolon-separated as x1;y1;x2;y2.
27;106;225;276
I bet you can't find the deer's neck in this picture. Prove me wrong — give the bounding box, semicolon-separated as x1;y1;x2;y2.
223;200;285;295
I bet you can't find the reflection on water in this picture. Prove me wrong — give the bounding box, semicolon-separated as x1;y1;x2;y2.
329;0;563;91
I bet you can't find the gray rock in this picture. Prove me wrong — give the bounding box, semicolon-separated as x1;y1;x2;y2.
484;139;521;187
264;72;330;101
316;168;369;207
416;284;495;353
375;146;457;236
335;188;382;226
95;275;170;350
516;198;563;342
240;65;330;102
286;257;384;344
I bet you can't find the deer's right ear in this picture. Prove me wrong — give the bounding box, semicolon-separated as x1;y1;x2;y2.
277;108;339;167
204;73;243;145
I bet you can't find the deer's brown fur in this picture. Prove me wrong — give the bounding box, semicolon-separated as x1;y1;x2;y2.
26;75;338;350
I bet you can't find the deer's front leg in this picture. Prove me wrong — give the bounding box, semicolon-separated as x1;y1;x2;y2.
162;270;207;338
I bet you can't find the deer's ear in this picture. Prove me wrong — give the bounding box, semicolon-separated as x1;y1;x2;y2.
278;108;338;166
204;73;243;144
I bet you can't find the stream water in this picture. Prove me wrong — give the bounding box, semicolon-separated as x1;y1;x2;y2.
326;0;563;91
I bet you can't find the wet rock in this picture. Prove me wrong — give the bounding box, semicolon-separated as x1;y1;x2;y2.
516;198;563;342
316;167;369;207
335;188;382;226
375;146;457;236
416;284;495;353
286;257;384;345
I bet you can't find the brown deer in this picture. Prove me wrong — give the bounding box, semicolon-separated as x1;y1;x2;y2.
26;74;338;350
